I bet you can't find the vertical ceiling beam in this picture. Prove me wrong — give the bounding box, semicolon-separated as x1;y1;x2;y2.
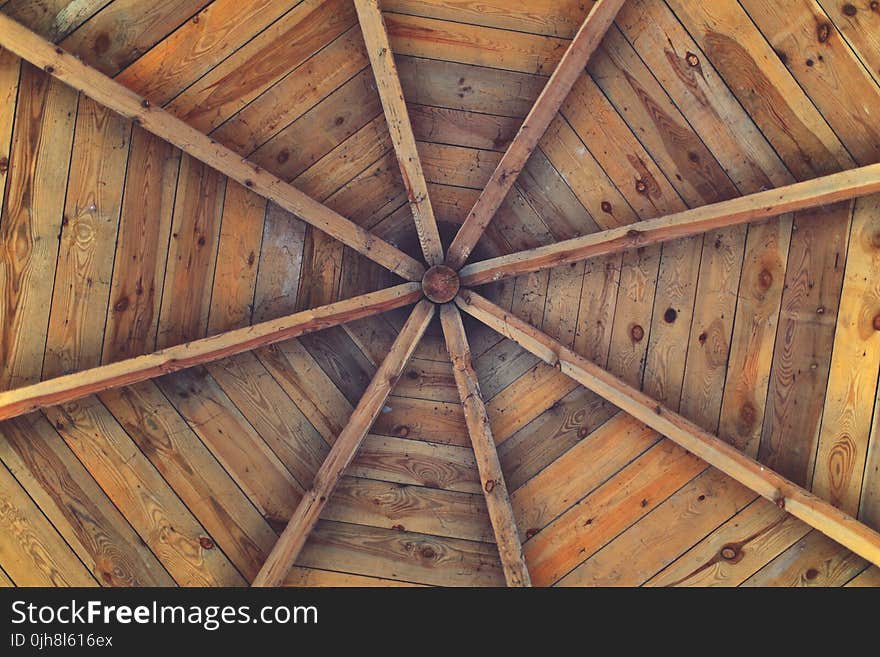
253;300;435;586
0;283;423;422
456;290;880;568
355;0;445;266
0;12;426;281
444;0;627;269
439;304;531;586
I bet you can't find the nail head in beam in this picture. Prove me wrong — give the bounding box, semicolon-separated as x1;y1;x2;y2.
439;304;531;586
459;162;880;287
0;283;423;422
444;0;627;270
0;12;425;282
253;300;436;587
455;290;880;568
354;0;445;266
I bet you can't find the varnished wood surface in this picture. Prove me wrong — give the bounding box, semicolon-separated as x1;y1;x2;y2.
0;0;878;587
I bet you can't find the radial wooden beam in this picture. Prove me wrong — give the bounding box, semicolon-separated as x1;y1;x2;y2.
460;162;880;286
0;12;425;282
456;290;880;568
355;0;444;266
0;283;422;422
444;0;627;269
439;304;531;586
253;300;435;587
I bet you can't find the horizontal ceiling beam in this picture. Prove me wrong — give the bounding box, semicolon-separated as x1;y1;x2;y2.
253;300;435;586
355;0;445;266
439;304;531;586
456;289;880;568
0;283;423;421
459;162;880;287
444;0;627;270
0;12;425;282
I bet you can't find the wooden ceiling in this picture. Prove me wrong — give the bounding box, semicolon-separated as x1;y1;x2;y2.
0;0;879;587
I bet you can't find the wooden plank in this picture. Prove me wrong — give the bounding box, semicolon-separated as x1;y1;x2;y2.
440;304;530;586
253;301;434;586
560;469;757;586
348;434;481;494
457;290;880;567
0;413;173;585
0;458;96;586
0;284;422;421
252;204;306;323
114;0;300;104
157;368;303;527
0;64;77;391
46;397;243;585
100;381;278;582
207;183;266;335
324;475;492;543
59;0;212;75
284;566;425;587
444;0;626;268
0;47;21;229
101;128;179;362
354;0;443;265
2;0;110;41
645;498;808;587
0;12;425;281
166;0;355;135
740;0;880;166
156;155;226;349
741;530;867;586
460;163;880;287
297;520;503;586
43;98;131;378
813;195;880;513
386;12;568;74
205;352;328;491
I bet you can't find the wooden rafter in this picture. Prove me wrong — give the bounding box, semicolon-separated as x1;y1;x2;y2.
444;0;627;270
0;12;425;282
0;283;422;422
439;304;531;586
460;162;880;287
253;300;435;587
355;0;445;266
456;289;880;568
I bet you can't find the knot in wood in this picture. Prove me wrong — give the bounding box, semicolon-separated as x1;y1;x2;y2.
422;265;460;303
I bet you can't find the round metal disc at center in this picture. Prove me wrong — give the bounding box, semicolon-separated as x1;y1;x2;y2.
422;265;460;303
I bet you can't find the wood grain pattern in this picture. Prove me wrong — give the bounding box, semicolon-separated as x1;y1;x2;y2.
0;64;77;391
0;413;173;585
44;98;131;379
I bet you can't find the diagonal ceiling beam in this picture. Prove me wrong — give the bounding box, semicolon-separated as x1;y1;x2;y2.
456;289;880;568
440;304;531;586
444;0;627;270
253;300;435;586
0;283;422;422
459;162;880;287
0;12;426;282
355;0;445;266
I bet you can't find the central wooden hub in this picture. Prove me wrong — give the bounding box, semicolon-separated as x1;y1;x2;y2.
422;265;460;303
